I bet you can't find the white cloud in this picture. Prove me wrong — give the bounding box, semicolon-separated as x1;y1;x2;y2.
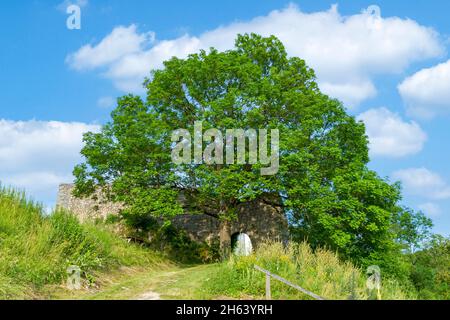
0;119;99;205
321;80;377;108
97;96;115;108
357;108;427;158
393;167;450;200
67;4;443;107
67;25;155;71
398;59;450;119
418;202;442;217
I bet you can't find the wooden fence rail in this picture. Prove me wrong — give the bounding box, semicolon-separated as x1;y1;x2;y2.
254;265;325;300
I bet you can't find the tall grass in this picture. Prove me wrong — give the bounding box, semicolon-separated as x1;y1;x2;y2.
0;187;167;299
203;241;416;300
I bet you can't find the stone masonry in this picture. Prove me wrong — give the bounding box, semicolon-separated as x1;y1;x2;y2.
57;184;289;248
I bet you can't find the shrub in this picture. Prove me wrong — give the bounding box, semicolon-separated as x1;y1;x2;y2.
149;223;221;264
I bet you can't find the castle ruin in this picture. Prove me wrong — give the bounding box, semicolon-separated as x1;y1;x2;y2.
57;184;289;248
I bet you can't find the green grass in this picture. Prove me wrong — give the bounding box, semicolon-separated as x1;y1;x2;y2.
0;187;170;299
202;242;417;300
0;186;418;300
51;264;219;300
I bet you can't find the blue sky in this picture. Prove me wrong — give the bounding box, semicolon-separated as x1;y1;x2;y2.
1;0;449;235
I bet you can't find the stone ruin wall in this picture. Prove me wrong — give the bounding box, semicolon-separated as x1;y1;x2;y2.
56;184;289;247
57;184;124;222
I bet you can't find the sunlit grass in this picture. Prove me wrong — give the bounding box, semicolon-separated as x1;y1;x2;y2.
0;186;168;299
202;241;416;300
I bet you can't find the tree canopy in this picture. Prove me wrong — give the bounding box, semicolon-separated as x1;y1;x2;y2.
73;33;430;266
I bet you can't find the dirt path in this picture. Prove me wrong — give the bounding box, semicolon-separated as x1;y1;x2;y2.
137;291;161;300
48;264;219;300
53;264;217;300
129;265;216;300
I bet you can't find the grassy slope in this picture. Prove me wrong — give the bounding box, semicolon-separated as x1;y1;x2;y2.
203;242;417;300
0;187;171;299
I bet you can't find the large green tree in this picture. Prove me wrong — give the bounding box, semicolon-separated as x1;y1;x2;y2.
74;34;417;263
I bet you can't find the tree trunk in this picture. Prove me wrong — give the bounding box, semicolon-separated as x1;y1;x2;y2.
219;219;231;260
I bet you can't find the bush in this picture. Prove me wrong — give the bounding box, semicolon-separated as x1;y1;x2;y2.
113;211;221;264
409;235;450;300
148;223;220;264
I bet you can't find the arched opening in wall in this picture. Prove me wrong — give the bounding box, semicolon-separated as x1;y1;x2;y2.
231;232;253;256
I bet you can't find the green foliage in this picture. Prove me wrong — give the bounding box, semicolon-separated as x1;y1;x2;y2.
289;168;404;266
154;223;221;264
392;207;433;253
409;235;450;299
202;241;415;300
72;33;437;282
72;94;184;222
0;186;166;299
120;215;221;264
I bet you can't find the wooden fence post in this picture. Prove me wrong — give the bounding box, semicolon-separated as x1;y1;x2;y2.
266;273;271;300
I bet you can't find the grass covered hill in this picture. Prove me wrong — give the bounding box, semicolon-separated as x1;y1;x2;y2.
0;187;169;299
